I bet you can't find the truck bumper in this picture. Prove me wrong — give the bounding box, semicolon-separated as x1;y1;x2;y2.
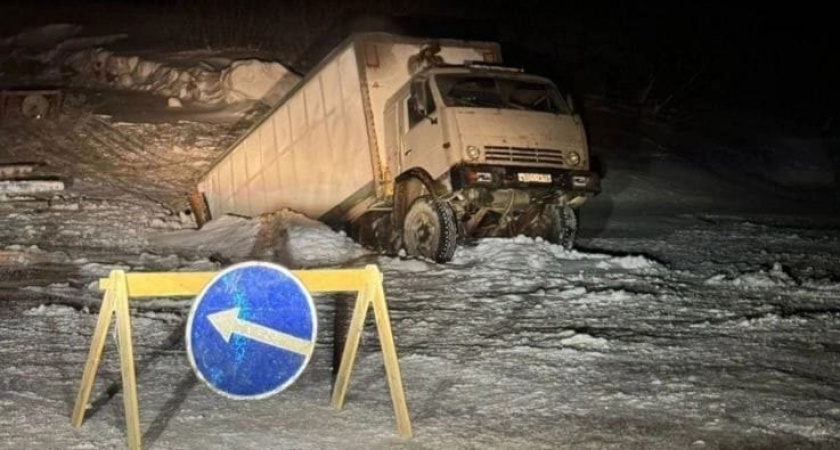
450;164;601;195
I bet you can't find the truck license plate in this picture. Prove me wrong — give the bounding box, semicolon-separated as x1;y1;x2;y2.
517;172;552;183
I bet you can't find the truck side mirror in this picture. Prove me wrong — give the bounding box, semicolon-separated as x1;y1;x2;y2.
408;95;425;116
408;95;437;125
409;80;438;125
413;82;428;112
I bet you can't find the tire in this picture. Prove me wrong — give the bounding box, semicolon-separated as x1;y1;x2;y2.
21;94;50;119
545;205;578;250
402;196;458;262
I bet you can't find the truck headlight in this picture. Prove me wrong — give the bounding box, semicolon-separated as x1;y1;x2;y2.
567;151;581;166
466;145;480;161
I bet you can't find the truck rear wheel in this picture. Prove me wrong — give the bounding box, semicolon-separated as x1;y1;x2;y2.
402;196;458;262
546;205;578;250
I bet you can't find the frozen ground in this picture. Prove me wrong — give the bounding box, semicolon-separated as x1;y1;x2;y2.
2;205;840;450
2;23;840;450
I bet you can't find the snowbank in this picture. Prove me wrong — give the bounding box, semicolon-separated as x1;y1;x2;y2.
147;210;369;267
147;214;263;260
221;60;300;104
267;210;370;267
66;49;300;106
2;24;299;105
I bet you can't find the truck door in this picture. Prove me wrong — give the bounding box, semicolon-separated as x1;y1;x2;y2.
400;79;448;179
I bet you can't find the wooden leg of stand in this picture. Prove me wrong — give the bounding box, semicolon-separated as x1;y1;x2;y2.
71;279;117;427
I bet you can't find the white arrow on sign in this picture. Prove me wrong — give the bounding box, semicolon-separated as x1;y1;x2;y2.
207;307;313;356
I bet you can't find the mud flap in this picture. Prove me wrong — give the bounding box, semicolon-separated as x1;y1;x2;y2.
188;190;210;228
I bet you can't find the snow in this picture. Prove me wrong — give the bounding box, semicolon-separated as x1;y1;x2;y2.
0;180;65;194
3;205;840;449
705;262;796;288
148;214;263;260
220;59;299;104
1;25;300;108
271;211;371;268
1;21;839;450
595;255;659;270
23;303;85;317
559;333;610;351
67;49;300;106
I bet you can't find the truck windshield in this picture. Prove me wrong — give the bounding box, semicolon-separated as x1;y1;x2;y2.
435;74;570;114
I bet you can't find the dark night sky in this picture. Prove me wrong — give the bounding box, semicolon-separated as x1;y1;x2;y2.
615;3;836;116
303;1;838;122
2;0;836;123
503;2;836;120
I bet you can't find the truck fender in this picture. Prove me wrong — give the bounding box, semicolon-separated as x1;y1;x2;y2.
392;167;450;231
395;168;447;197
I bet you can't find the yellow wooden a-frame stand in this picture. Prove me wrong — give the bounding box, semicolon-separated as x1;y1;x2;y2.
71;264;412;450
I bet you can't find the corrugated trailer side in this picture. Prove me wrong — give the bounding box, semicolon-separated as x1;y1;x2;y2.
198;41;374;221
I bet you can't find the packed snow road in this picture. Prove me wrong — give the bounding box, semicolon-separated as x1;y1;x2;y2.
1;198;839;450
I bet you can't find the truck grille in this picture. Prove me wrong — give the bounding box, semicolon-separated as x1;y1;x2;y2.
484;146;565;165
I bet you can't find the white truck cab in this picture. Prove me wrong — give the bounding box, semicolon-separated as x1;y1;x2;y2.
383;63;599;261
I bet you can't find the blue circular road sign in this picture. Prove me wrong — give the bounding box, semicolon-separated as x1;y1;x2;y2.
186;261;317;400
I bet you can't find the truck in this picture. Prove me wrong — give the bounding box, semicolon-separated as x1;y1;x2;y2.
193;33;600;262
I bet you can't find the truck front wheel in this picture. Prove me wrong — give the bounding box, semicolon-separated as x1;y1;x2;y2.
402;196;458;262
546;205;578;250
